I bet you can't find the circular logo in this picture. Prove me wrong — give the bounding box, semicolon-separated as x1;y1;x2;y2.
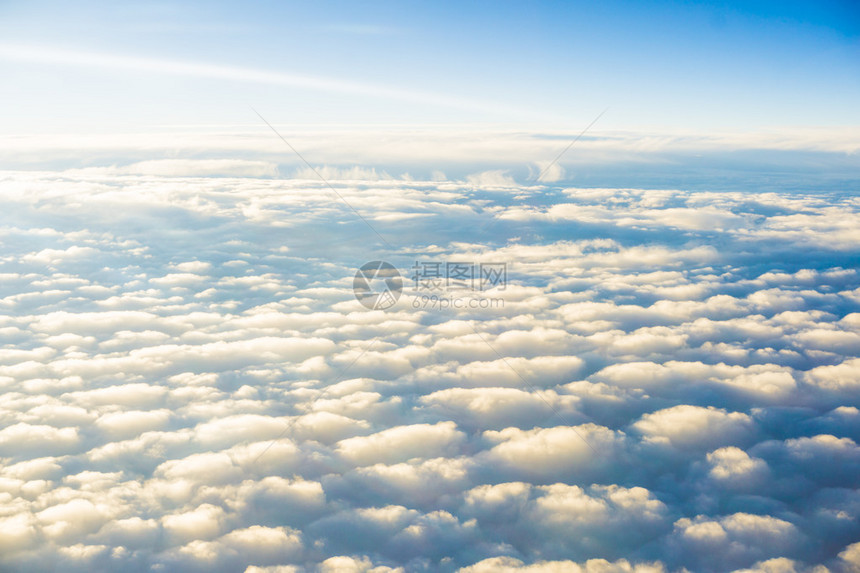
353;261;402;310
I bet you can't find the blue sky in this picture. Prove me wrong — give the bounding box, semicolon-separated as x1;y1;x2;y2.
1;0;858;131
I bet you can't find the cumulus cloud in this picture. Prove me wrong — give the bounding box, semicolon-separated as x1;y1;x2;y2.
467;170;518;188
671;513;802;569
632;405;755;450
705;446;770;489
0;148;856;572
336;422;466;466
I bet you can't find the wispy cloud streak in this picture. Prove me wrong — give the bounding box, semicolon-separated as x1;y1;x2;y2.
0;44;522;115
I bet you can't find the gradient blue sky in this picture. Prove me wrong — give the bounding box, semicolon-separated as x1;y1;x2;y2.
1;0;859;132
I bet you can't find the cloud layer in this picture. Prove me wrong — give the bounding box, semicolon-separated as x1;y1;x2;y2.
0;164;857;572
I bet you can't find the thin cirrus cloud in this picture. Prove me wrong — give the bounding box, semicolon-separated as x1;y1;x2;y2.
0;44;523;116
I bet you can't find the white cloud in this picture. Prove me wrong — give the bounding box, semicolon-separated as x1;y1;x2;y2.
632;405;754;450
467;170;518;188
706;447;770;489
459;557;667;572
336;422;466;466
805;358;860;393
0;159;855;571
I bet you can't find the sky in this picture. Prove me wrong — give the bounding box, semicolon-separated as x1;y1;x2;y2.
0;1;859;572
0;0;859;131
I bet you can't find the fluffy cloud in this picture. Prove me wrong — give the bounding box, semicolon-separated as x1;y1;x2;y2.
0;158;856;571
705;446;770;489
459;557;666;572
671;513;802;569
336;422;466;466
632;405;754;450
